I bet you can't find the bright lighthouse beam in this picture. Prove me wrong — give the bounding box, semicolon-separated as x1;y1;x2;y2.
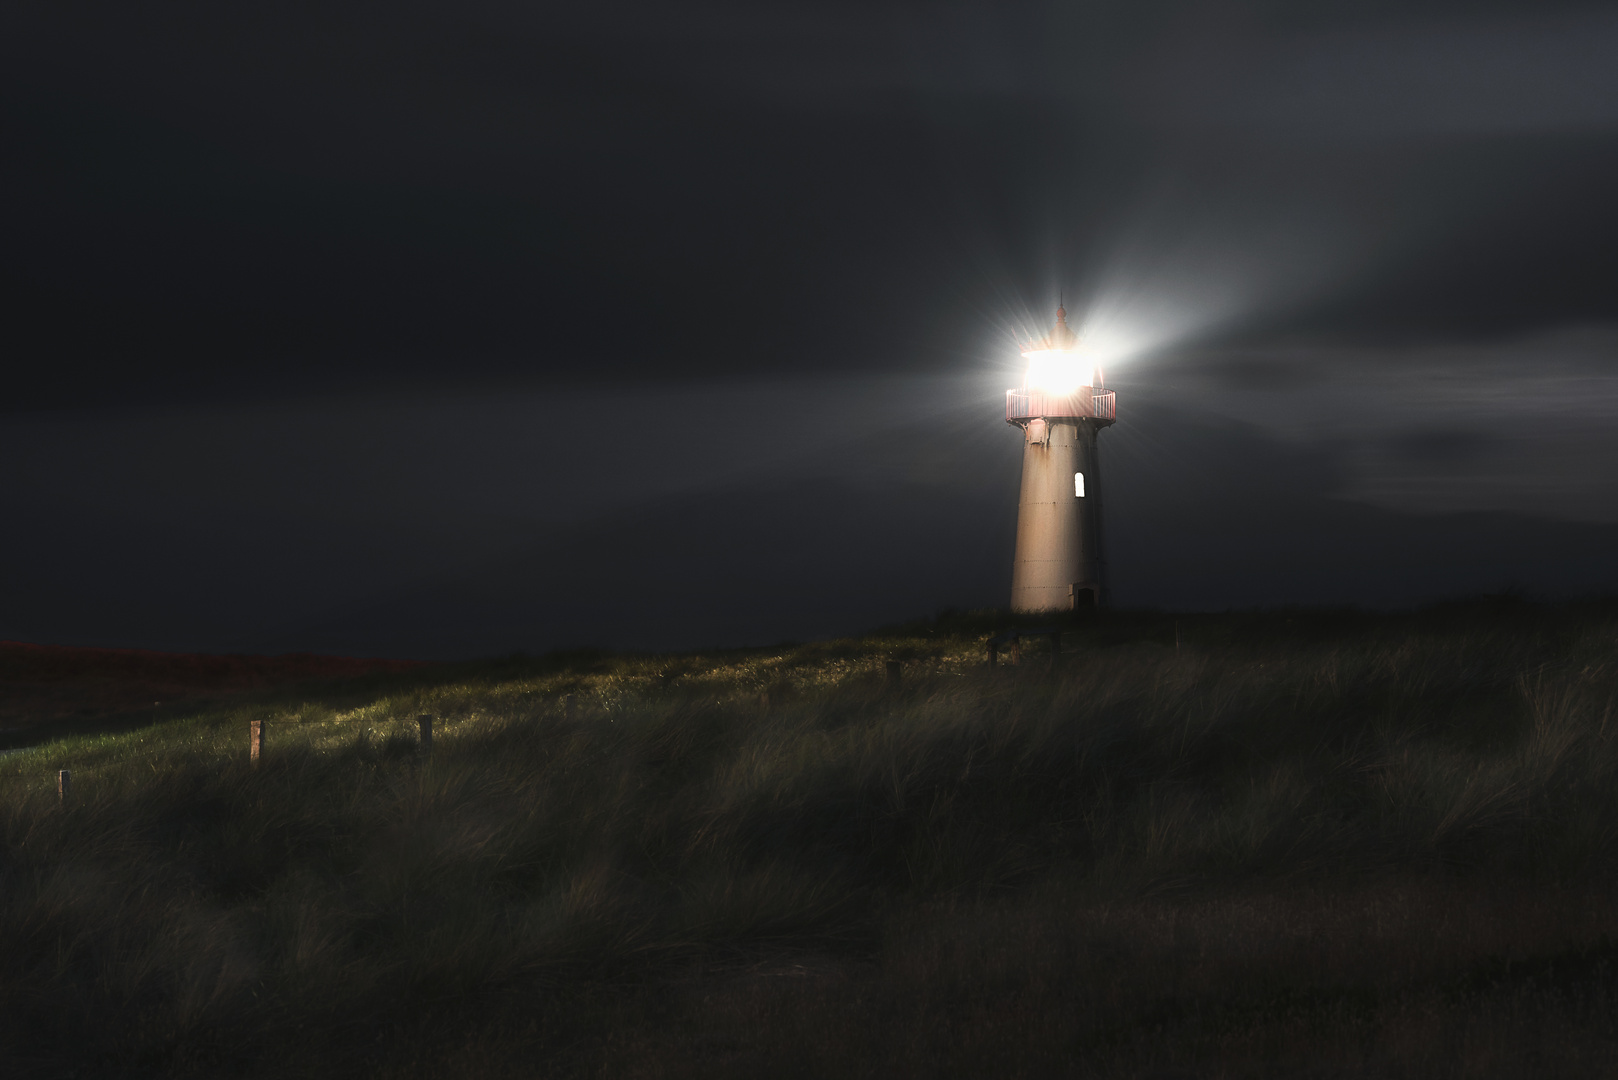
1015;302;1121;393
1021;348;1096;395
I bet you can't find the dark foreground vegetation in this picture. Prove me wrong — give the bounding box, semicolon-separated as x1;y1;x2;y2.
4;601;1618;1078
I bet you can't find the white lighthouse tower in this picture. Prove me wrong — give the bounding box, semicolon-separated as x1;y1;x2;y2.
1006;304;1117;612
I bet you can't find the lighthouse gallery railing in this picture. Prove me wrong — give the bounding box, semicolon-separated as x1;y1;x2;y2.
1006;388;1116;423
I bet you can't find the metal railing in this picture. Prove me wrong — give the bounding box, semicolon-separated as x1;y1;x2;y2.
1006;388;1116;423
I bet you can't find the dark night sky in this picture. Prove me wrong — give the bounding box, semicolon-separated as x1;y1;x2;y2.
3;2;1617;657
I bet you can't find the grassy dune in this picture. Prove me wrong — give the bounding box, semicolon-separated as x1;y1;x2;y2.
4;602;1618;1077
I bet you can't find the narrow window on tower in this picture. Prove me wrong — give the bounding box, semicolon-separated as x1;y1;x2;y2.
1074;472;1085;497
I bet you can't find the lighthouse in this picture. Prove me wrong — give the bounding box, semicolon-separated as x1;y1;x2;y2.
1006;304;1117;612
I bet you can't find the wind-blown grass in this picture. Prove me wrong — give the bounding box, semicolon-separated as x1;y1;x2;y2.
3;602;1618;1077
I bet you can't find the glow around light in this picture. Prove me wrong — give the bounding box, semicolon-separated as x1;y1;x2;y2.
1021;349;1095;395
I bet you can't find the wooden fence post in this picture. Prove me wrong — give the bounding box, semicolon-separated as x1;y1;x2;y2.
563;694;576;720
250;719;266;766
58;769;70;804
886;660;902;688
418;714;433;757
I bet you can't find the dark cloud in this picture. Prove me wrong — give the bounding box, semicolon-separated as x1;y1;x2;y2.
1387;429;1493;465
5;1;1618;404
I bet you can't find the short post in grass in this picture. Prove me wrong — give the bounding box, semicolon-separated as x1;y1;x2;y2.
758;691;771;711
57;769;70;804
563;694;576;721
886;660;902;688
986;632;1025;668
250;719;266;766
418;713;433;757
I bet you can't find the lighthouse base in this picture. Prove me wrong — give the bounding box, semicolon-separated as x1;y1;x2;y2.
1009;418;1104;612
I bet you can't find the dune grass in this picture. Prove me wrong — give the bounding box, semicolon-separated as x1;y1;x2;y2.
3;602;1618;1077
